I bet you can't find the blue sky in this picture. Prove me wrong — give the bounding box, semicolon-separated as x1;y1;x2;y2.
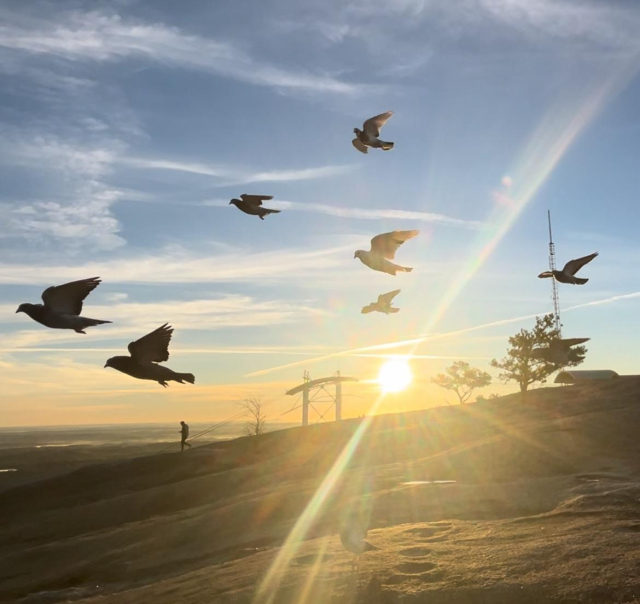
1;0;639;426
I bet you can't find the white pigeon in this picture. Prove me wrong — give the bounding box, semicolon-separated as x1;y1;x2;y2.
538;252;598;285
352;111;395;154
355;230;419;275
15;277;111;334
362;290;401;314
229;194;280;220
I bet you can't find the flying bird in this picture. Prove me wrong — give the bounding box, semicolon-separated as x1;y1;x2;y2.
538;252;598;285
229;194;280;220
531;337;590;365
15;277;111;334
104;324;195;388
340;522;378;566
362;289;401;314
352;111;394;154
355;230;419;276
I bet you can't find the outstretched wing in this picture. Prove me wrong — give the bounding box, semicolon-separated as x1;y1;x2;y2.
352;138;368;154
128;324;173;364
240;194;274;206
41;277;102;315
563;252;598;276
370;230;419;259
377;289;401;304
530;347;549;360
362;111;394;137
559;337;590;349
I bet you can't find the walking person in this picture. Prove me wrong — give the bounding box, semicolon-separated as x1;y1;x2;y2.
179;421;191;451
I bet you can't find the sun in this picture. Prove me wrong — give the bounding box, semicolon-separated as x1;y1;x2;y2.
377;358;413;393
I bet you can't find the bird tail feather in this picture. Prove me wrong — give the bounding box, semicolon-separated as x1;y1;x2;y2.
389;308;400;313
574;277;588;285
381;141;394;150
178;373;195;384
264;209;280;215
400;266;413;272
83;318;112;327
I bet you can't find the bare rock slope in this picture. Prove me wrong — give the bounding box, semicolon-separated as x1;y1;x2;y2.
1;379;640;604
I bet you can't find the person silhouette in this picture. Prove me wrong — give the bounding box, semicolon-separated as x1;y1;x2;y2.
179;421;191;451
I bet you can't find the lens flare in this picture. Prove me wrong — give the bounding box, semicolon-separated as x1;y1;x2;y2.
377;358;412;393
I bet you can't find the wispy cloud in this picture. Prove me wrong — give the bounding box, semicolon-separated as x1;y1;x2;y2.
0;10;365;95
271;200;485;229
202;198;484;229
480;0;640;51
121;157;356;186
247;289;640;377
0;241;354;285
0;131;129;251
2;295;331;350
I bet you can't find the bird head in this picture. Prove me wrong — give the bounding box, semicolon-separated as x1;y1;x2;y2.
229;199;239;206
15;303;29;314
104;357;115;369
353;128;360;135
354;250;364;260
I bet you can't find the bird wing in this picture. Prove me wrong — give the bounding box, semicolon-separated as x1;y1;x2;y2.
240;194;273;206
128;324;173;364
41;277;102;315
370;230;419;259
559;337;590;349
362;111;394;137
563;252;598;276
377;289;401;304
352;138;369;154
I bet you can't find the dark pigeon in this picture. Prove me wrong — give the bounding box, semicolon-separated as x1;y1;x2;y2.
539;252;598;285
15;277;111;334
229;194;280;220
105;324;195;388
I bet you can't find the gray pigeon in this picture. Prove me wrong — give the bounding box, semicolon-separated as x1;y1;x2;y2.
229;194;280;220
104;324;195;388
354;230;419;276
538;252;598;284
352;111;394;154
531;337;589;364
15;277;111;334
362;290;401;314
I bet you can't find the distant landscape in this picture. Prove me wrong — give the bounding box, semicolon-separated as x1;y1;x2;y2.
0;422;295;491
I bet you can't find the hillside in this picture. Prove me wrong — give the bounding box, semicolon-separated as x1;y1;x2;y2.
1;379;640;604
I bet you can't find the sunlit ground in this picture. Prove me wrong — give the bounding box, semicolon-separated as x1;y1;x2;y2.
377;358;413;393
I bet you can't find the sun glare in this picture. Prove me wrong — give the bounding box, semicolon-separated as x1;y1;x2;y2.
377;358;413;393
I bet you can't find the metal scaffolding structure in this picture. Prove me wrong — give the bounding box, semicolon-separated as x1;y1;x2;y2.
547;210;562;335
286;371;358;426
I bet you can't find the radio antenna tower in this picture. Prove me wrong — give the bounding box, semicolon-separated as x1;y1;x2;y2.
547;210;562;335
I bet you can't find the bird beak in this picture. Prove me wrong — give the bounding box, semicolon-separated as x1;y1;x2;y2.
228;201;232;205
103;363;108;368
15;308;21;314
353;253;357;259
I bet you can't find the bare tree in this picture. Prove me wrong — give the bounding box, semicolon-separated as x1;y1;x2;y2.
238;396;268;437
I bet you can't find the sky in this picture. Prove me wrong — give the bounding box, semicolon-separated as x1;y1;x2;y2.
1;0;639;427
